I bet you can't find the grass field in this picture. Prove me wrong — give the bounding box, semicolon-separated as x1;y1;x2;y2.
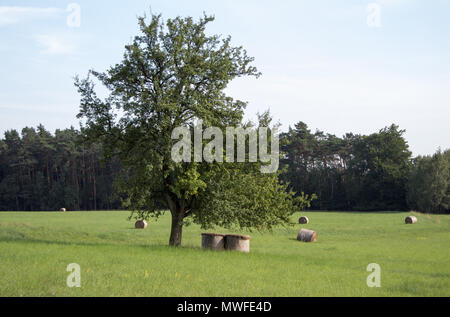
0;210;449;297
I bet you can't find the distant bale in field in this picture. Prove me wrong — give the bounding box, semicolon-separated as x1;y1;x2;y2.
135;220;147;229
225;234;251;253
405;216;418;224
201;233;225;251
299;216;309;224
60;208;66;212
297;229;318;243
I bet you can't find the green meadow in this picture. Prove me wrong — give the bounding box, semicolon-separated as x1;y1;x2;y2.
0;210;449;297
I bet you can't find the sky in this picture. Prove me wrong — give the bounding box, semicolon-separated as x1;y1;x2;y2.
0;0;449;156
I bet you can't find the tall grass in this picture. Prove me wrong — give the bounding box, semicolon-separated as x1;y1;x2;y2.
0;210;449;296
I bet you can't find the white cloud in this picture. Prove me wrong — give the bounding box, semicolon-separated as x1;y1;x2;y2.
34;34;75;55
0;6;63;26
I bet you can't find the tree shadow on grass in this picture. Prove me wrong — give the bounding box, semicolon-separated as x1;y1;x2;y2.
0;234;204;252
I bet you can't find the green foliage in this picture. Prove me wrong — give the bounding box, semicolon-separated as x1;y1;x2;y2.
281;123;412;211
75;13;297;246
294;192;318;211
192;167;292;231
407;150;450;214
0;126;121;211
348;125;412;210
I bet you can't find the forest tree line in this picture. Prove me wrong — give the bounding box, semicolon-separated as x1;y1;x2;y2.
280;122;449;213
0;125;121;211
0;123;448;213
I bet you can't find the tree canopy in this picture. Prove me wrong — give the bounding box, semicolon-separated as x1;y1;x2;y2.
75;13;306;246
0;125;120;211
281;123;413;211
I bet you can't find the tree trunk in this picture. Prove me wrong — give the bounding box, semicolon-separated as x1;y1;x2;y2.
165;192;186;247
169;210;184;246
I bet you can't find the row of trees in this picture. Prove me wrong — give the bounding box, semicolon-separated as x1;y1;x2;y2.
0;125;121;211
1;122;448;214
280;122;449;213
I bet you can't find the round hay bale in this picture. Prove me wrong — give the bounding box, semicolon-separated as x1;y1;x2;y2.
225;234;251;253
405;216;418;224
60;208;66;212
135;220;147;229
201;233;225;250
297;229;318;242
299;216;309;224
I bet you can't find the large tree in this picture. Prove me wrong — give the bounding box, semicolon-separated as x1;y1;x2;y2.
347;125;412;210
75;14;305;246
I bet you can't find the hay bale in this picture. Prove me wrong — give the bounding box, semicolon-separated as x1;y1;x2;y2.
201;233;225;250
60;208;66;212
225;234;251;253
299;216;309;224
135;220;147;229
297;229;318;242
405;216;418;224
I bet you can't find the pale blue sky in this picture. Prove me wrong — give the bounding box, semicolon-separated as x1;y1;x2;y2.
0;0;449;155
